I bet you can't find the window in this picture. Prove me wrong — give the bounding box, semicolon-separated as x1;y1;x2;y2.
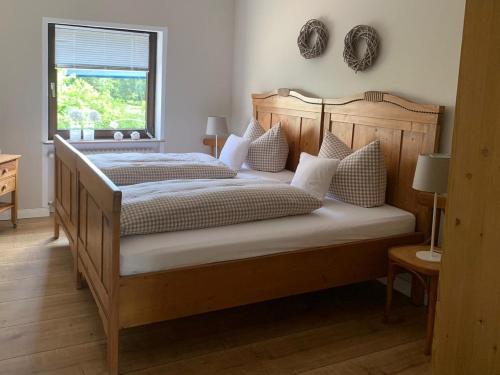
48;24;157;139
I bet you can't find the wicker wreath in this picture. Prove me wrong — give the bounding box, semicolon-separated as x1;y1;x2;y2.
343;25;379;72
297;19;329;59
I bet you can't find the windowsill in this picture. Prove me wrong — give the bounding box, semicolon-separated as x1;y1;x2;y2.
42;138;165;145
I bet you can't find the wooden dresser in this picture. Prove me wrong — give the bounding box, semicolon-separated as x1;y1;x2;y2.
0;155;21;228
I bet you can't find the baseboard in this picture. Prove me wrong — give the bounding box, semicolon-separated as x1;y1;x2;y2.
378;274;412;297
393;275;412;297
0;207;51;221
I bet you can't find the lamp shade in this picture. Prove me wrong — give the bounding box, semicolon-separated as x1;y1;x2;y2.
206;116;228;136
412;154;450;193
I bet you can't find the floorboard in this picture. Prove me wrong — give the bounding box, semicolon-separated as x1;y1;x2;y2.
0;217;431;374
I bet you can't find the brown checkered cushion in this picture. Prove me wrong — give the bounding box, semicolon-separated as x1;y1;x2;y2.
319;131;387;207
243;120;289;172
319;131;352;159
243;118;265;140
88;152;237;185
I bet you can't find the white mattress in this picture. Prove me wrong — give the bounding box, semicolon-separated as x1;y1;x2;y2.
120;197;415;276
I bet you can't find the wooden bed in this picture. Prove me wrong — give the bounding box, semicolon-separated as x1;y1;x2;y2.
53;89;443;374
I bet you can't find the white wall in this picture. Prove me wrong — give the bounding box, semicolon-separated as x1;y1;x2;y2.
0;0;466;215
0;0;234;212
231;0;465;154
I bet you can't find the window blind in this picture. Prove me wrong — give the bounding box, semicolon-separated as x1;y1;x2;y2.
54;25;150;71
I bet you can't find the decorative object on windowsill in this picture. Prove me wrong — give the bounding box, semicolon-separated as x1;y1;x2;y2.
297;19;329;59
130;131;141;141
412;154;450;262
206;116;228;158
69;125;81;141
68;108;83;141
82;125;94;141
82;110;100;141
114;131;124;141
343;25;379;72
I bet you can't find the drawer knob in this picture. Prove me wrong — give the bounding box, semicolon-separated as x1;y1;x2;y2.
1;169;8;175
1;185;6;192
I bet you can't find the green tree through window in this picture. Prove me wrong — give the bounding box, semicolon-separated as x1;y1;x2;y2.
57;69;147;131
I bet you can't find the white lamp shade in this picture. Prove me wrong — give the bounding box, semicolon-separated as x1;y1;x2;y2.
412;154;450;193
206;116;228;136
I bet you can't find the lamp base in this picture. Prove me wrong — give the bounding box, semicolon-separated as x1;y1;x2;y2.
416;250;441;263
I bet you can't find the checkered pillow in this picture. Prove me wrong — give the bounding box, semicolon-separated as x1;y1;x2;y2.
243;121;289;172
318;131;352;160
243;118;265;140
320;131;387;207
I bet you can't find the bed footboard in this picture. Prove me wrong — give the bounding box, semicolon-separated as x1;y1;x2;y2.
75;151;122;375
54;136;83;287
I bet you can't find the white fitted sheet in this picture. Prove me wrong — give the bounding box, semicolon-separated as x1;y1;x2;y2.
120;198;415;275
236;167;295;183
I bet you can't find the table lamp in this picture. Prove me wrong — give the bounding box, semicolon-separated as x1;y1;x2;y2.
412;154;450;262
206;116;228;158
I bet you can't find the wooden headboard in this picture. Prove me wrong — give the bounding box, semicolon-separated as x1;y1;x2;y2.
323;92;444;234
217;89;443;234
252;89;323;171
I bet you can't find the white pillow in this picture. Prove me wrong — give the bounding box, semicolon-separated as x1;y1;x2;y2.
291;153;340;200
219;134;251;171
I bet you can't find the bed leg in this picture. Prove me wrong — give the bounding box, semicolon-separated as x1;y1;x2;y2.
74;255;86;290
75;270;85;290
107;323;120;375
53;215;60;239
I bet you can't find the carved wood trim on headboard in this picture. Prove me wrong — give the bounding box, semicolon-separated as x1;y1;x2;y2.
252;89;323;170
323;91;444;234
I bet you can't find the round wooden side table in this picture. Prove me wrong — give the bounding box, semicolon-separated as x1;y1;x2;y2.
384;245;440;355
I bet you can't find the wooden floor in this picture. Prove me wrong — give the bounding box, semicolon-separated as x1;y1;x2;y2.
0;217;431;375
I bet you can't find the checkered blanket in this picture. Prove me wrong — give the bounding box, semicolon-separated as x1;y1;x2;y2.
120;178;322;236
88;153;237;185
